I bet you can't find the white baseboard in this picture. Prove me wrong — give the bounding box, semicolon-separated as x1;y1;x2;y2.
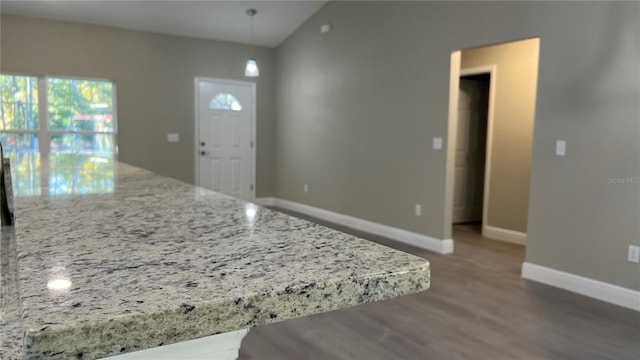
483;225;527;245
254;197;276;207
522;262;640;311
255;197;454;254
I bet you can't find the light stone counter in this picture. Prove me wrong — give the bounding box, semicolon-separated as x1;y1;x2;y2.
0;155;429;359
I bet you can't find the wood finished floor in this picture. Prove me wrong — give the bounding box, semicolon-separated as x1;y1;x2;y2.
239;209;640;359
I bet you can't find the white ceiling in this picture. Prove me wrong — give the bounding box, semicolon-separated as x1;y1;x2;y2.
0;1;327;48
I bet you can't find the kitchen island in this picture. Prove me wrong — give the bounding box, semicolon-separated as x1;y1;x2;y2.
0;155;429;359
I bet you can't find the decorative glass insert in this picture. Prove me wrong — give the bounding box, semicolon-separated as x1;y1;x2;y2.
209;93;242;111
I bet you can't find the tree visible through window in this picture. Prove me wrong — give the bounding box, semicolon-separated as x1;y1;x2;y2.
0;74;116;196
210;93;242;111
47;77;115;156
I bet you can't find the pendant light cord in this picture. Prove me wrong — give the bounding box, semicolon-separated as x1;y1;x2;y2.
245;9;259;77
247;9;257;45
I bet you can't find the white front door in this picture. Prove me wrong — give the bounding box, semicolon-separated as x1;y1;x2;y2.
453;77;489;223
196;79;255;201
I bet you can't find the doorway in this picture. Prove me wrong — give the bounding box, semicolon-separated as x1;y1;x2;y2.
444;38;540;247
195;78;256;201
453;72;491;227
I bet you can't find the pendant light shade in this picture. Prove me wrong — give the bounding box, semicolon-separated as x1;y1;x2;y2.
245;59;259;77
245;9;259;78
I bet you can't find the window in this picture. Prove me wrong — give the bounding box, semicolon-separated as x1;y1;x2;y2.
47;77;115;156
209;93;242;111
0;74;116;196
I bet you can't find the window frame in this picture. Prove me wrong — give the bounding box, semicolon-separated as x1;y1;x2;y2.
0;72;118;158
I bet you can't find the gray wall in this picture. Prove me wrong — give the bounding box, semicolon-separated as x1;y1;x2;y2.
275;2;640;290
0;15;277;196
461;39;539;233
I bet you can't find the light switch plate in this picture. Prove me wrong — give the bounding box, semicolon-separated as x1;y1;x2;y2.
167;133;180;143
628;245;640;263
556;140;566;156
433;137;443;150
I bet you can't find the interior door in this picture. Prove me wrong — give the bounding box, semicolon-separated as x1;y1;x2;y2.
453;76;489;223
197;79;254;201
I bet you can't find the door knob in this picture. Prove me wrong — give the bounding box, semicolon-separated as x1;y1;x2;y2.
200;141;205;146
200;151;206;156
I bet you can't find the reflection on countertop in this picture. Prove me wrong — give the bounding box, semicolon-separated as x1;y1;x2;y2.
8;153;114;196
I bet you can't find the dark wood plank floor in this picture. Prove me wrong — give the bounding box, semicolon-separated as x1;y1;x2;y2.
239;209;640;359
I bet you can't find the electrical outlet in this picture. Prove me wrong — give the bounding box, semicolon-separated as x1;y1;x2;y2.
628;245;640;263
415;204;422;217
304;184;309;193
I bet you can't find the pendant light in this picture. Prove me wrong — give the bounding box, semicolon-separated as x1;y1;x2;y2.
245;9;259;77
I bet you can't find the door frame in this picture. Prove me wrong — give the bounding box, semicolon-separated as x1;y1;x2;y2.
444;59;497;238
194;77;257;201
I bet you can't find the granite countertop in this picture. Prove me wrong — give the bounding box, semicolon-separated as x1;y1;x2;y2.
1;159;23;359
0;155;429;359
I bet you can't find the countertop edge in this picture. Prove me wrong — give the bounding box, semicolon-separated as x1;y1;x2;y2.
24;264;430;359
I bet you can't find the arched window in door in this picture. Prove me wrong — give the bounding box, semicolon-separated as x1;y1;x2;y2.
209;93;242;111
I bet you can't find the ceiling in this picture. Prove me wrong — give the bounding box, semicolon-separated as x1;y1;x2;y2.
0;1;327;48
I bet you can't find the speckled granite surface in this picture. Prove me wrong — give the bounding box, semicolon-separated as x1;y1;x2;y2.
1;160;24;360
1;156;429;360
1;226;23;360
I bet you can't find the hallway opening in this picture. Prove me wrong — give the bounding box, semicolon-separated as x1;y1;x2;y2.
446;38;540;247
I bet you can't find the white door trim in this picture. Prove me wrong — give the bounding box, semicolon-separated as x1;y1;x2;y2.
445;60;500;240
458;66;497;239
194;77;257;201
443;51;461;239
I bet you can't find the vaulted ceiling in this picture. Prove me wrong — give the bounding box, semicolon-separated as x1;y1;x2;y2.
0;1;327;48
